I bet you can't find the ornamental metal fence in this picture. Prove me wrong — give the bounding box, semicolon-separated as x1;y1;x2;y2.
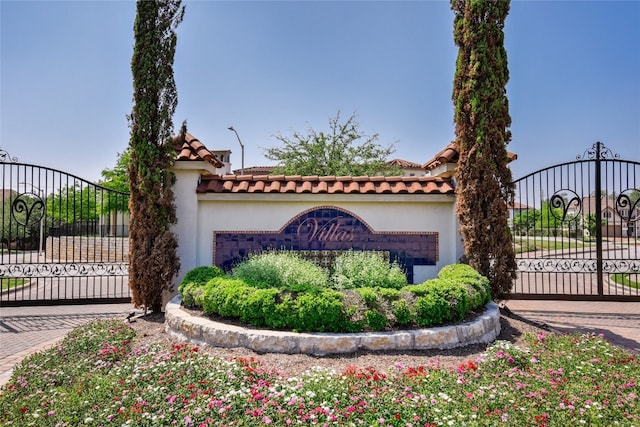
1;148;130;306
511;142;639;301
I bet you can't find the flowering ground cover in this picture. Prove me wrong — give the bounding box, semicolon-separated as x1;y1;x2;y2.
0;319;638;426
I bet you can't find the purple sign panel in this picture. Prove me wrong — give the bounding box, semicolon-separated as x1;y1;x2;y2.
213;206;438;283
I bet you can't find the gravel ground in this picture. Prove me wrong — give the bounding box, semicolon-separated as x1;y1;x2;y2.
127;308;549;376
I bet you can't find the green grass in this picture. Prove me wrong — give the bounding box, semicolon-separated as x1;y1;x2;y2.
1;320;638;426
513;237;591;254
0;276;28;291
611;273;640;289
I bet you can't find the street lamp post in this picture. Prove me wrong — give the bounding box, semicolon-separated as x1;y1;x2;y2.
227;126;245;175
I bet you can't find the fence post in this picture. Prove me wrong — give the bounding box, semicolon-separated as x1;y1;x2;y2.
594;142;604;296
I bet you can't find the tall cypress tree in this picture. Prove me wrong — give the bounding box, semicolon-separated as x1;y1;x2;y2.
451;0;516;300
128;0;184;312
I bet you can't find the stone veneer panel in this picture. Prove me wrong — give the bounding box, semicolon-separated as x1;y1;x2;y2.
165;295;501;356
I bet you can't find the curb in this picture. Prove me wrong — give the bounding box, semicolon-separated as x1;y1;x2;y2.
165;295;501;356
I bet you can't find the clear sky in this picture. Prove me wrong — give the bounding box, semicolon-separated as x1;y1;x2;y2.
1;0;639;183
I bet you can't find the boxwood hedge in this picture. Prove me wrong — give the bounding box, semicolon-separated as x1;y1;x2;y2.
178;255;491;333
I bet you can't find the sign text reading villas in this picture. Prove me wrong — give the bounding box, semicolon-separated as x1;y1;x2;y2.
297;216;356;242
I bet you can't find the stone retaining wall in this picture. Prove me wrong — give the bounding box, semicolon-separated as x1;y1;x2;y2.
165;295;501;356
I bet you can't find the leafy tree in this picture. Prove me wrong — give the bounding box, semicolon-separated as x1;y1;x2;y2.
101;150;130;194
46;183;99;224
536;201;563;231
584;213;607;237
451;0;516;300
264;112;401;176
512;209;540;234
128;0;183;312
100;150;131;236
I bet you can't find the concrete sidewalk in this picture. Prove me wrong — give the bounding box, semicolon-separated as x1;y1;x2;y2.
1;300;638;388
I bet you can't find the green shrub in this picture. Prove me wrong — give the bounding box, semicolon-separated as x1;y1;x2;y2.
179;265;225;307
330;251;407;290
240;288;279;327
295;290;346;332
391;298;413;325
376;287;400;301
179;265;224;293
406;278;469;322
182;284;204;308
438;263;491;308
268;293;298;329
201;278;250;318
414;291;449;327
364;309;387;331
181;262;491;333
232;252;328;292
355;287;378;308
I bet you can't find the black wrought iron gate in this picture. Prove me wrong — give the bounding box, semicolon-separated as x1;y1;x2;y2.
1;149;130;306
511;142;639;301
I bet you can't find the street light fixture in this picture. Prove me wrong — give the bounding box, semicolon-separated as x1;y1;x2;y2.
227;126;245;175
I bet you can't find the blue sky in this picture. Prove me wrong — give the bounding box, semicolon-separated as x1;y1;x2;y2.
1;1;639;183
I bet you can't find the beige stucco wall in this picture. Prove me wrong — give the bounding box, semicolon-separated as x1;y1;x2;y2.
195;194;461;284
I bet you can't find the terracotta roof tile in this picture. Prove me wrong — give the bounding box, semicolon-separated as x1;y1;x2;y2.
196;175;455;195
283;180;297;193
233;165;276;175
173;132;224;168
423;142;459;170
376;181;392;193
328;182;343;194
423;142;517;170
300;181;313;193
387;158;424;169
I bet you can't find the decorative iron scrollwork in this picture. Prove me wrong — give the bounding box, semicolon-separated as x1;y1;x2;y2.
0;147;18;163
616;189;639;223
517;258;639;274
549;190;581;223
576;141;620;161
11;192;45;226
0;263;129;278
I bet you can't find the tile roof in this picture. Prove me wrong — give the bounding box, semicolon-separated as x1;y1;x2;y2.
173;131;224;168
233;165;276;175
423;142;459;170
197;174;454;195
423;142;517;170
387;158;424;169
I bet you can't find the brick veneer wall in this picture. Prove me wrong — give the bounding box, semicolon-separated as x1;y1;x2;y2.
45;236;129;262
